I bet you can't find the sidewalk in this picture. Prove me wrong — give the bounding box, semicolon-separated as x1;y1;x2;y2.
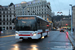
66;31;75;50
0;30;15;36
68;31;75;40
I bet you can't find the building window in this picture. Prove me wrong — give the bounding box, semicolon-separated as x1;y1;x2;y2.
0;12;1;14
3;22;5;25
42;9;43;11
3;11;5;14
10;15;11;17
3;15;5;17
10;22;11;25
42;12;43;14
10;27;12;30
7;11;8;14
0;18;1;21
3;18;5;21
7;15;8;17
7;22;8;25
7;18;8;21
7;27;8;30
45;12;46;14
0;22;1;25
3;27;5;30
0;15;1;17
10;8;11;10
10;18;11;21
10;11;11;14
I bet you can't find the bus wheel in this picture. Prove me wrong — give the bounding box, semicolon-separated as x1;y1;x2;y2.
39;33;42;40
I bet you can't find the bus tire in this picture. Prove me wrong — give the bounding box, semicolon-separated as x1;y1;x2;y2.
45;32;48;37
39;33;42;40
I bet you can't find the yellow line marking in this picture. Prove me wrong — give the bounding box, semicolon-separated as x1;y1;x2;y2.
0;35;15;38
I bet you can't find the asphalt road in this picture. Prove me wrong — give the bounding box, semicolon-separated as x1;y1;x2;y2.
0;31;73;50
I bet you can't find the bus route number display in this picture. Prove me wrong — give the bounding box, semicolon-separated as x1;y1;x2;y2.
18;17;35;20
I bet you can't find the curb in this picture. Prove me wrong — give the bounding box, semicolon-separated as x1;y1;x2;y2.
66;32;75;50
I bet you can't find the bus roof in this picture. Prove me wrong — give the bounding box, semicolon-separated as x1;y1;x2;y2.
16;15;49;22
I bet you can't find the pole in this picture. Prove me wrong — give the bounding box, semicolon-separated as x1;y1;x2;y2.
70;5;73;36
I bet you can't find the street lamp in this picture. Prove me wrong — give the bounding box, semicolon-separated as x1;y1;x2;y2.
69;4;73;36
22;7;25;15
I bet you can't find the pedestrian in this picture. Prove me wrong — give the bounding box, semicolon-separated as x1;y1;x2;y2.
0;27;2;37
73;28;74;32
0;31;1;36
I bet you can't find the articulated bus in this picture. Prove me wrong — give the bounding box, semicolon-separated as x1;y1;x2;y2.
12;15;50;40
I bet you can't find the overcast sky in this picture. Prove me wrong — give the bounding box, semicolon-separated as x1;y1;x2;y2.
0;0;75;15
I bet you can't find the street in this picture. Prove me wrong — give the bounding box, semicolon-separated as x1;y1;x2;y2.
0;31;73;50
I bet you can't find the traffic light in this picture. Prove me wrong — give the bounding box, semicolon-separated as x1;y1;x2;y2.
47;25;49;27
66;24;68;26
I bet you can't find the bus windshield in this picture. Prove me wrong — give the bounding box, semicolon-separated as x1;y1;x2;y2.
15;17;36;31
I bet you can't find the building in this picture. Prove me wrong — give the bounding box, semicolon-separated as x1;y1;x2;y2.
73;6;75;31
61;18;71;27
15;0;52;22
52;15;71;28
0;3;15;30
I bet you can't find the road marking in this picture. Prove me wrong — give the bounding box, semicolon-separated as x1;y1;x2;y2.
51;46;73;49
0;35;15;38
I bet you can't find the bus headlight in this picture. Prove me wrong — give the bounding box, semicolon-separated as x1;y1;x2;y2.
33;33;36;36
15;33;18;36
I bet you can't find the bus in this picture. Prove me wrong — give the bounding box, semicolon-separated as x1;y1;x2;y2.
12;15;50;40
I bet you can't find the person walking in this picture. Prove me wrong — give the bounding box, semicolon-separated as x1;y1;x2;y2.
0;27;2;37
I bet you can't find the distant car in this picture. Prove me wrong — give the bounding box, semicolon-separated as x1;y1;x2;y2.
57;28;60;31
60;29;64;32
51;28;56;31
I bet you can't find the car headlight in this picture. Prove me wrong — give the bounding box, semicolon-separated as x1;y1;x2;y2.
15;33;18;36
33;33;36;36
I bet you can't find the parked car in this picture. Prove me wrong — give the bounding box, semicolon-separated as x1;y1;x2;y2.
57;28;61;31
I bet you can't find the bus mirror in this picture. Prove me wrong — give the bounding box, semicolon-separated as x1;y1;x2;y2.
12;19;14;23
12;18;18;23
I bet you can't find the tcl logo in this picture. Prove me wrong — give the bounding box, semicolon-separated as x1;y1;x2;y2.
30;33;33;36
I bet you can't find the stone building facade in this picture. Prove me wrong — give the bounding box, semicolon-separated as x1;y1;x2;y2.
15;0;52;21
0;3;15;30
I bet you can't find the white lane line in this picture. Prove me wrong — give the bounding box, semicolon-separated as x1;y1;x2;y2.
52;46;73;49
